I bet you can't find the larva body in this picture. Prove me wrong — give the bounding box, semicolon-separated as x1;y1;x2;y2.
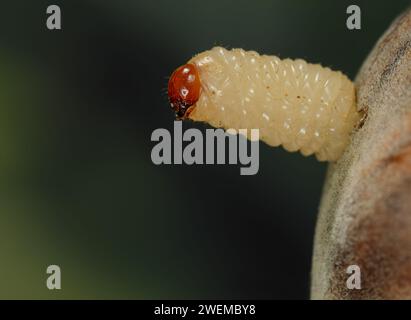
169;47;361;161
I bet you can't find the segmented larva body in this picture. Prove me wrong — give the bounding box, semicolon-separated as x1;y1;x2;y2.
169;47;361;161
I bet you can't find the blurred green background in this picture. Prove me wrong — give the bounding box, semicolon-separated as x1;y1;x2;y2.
0;0;409;299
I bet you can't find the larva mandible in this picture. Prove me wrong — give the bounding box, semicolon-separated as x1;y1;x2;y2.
168;47;362;161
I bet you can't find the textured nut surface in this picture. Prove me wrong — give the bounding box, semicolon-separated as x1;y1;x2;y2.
311;7;411;299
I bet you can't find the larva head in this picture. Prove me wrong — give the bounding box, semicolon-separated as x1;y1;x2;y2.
168;63;201;119
168;48;228;124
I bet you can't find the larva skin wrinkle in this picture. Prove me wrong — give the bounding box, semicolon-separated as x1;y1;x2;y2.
182;47;361;161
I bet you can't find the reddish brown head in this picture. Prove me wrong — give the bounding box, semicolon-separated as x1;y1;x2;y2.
168;63;201;119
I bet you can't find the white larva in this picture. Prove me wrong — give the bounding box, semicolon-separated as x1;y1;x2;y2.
172;47;362;161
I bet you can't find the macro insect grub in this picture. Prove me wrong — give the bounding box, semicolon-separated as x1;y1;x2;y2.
168;47;363;161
